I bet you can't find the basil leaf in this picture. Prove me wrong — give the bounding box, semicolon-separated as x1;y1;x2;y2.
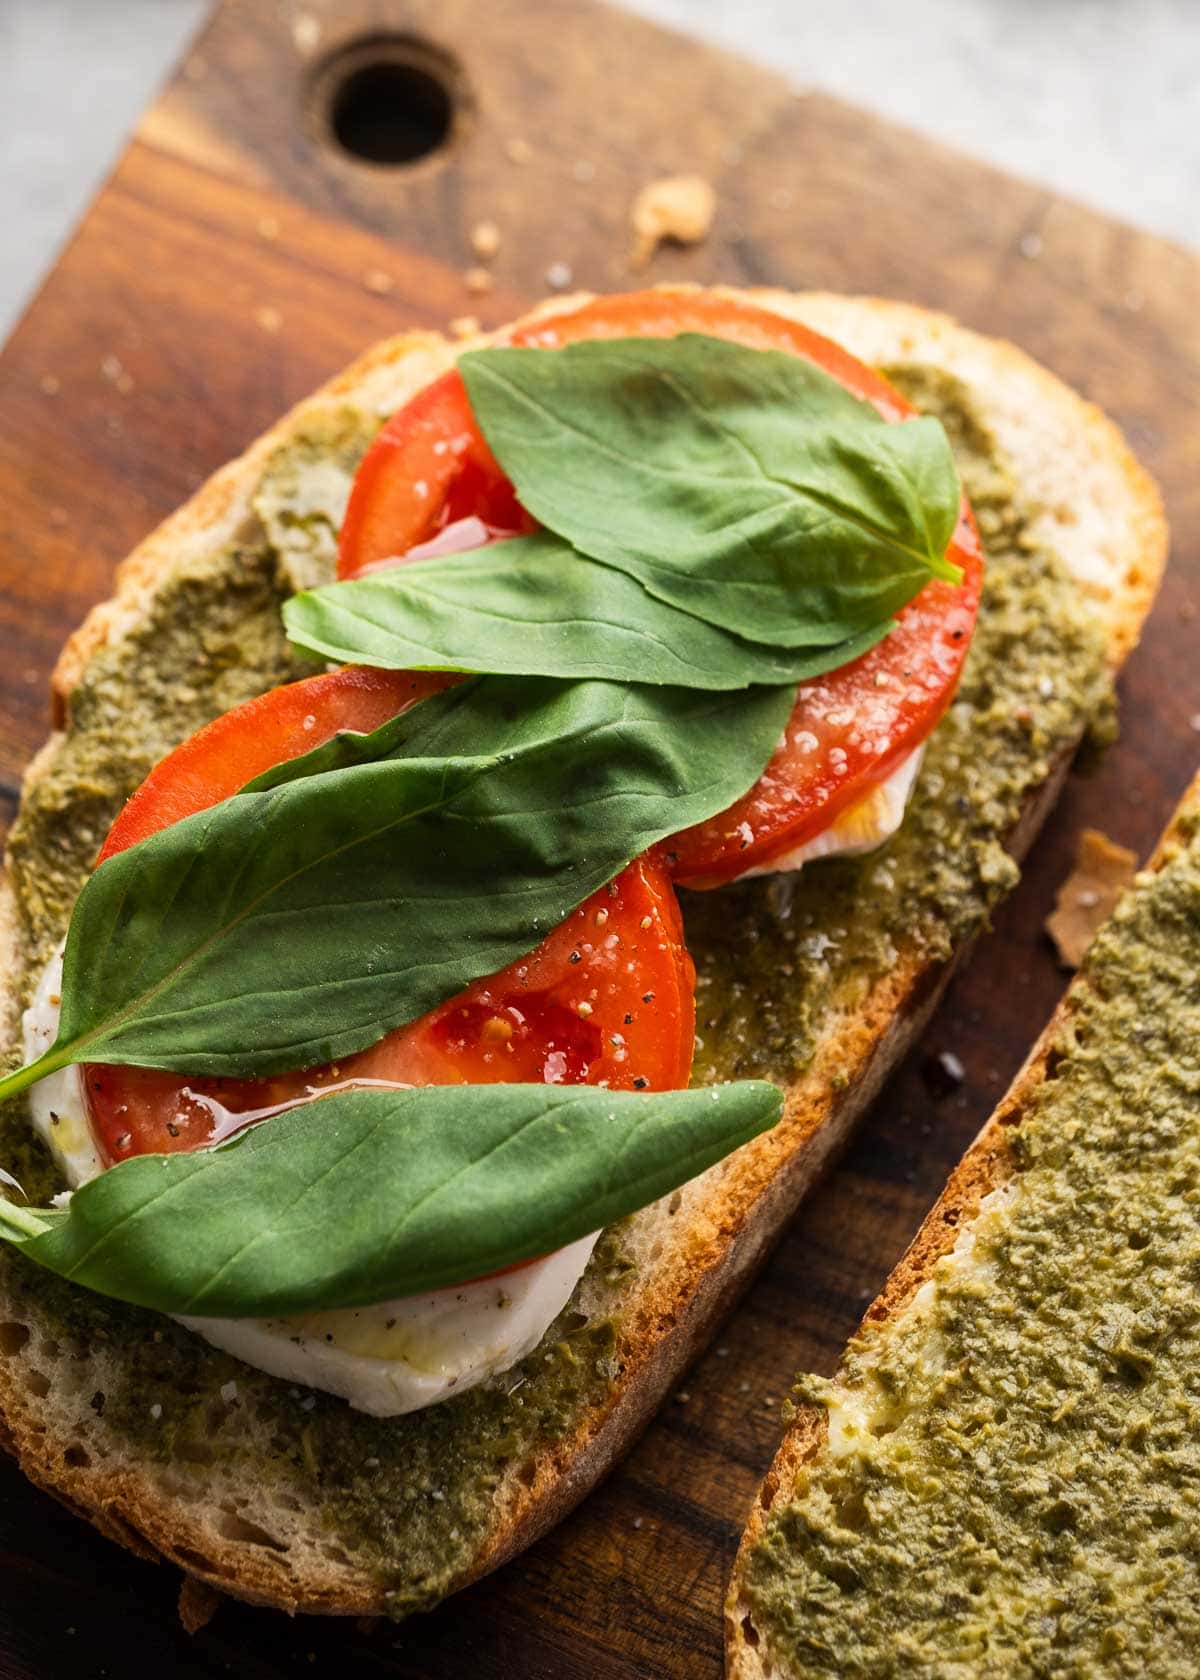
283;529;891;689
458;335;962;648
0;1082;782;1316
0;677;793;1096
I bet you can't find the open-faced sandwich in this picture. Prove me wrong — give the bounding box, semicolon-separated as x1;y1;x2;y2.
0;288;1164;1617
727;769;1200;1677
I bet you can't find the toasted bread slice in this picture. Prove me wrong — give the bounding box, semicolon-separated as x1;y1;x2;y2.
727;772;1200;1678
0;291;1165;1618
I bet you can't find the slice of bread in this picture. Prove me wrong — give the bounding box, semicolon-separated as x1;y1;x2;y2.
0;290;1165;1619
726;771;1200;1679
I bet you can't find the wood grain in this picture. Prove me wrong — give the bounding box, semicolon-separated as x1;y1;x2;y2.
0;0;1196;1674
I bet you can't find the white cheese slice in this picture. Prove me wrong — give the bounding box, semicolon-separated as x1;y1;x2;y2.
741;744;924;879
177;1234;597;1417
22;947;102;1188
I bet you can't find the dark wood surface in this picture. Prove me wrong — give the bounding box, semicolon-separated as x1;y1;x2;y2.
0;1;1197;1674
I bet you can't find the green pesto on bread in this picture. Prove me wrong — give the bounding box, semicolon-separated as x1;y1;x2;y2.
727;781;1199;1679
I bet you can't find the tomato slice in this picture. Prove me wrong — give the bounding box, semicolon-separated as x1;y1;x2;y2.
84;672;694;1166
97;664;455;864
334;290;983;886
668;510;983;885
336;370;535;576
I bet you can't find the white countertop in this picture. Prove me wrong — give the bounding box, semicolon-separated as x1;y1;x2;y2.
1;0;1195;341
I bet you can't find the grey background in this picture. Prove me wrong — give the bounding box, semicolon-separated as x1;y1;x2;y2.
2;0;1196;341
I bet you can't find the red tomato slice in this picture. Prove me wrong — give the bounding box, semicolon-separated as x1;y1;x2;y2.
668;511;983;886
84;672;694;1166
336;370;535;575
334;290;983;886
97;664;455;864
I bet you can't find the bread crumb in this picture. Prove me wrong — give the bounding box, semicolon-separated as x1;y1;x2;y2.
256;306;283;334
631;174;716;267
363;268;395;295
470;220;502;261
449;315;481;340
464;266;493;295
178;1574;221;1635
1046;827;1137;968
545;261;573;290
939;1050;965;1084
505;136;533;165
292;13;320;54
924;1048;965;1095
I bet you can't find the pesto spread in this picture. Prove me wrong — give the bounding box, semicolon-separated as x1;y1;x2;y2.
0;367;1110;1611
742;814;1200;1677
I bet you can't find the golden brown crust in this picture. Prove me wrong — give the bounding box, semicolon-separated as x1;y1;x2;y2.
725;774;1200;1680
0;289;1167;1618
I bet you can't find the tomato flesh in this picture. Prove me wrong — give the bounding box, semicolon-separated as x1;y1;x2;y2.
84;673;694;1167
336;371;534;575
667;510;983;885
97;665;455;864
335;291;983;885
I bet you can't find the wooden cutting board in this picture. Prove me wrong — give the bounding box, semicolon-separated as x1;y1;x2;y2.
0;2;1196;1674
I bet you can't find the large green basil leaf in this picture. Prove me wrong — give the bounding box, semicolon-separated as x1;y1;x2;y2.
458;335;962;648
0;677;793;1096
282;529;890;688
0;1081;782;1315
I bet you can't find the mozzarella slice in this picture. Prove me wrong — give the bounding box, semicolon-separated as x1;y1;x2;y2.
20;959;596;1416
177;1235;597;1417
741;744;924;879
22;947;102;1188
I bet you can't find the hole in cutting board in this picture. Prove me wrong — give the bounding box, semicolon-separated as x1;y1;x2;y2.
315;35;465;167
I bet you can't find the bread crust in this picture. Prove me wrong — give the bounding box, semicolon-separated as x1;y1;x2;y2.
724;777;1200;1680
0;289;1167;1618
